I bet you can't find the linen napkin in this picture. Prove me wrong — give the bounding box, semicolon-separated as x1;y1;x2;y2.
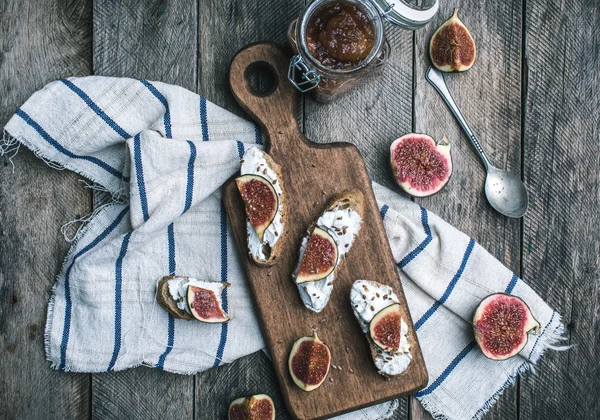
2;76;566;420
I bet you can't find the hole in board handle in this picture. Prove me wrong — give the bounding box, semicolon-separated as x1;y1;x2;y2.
244;61;279;97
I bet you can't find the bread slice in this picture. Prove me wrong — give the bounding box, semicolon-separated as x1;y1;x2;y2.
157;276;195;320
294;189;365;313
239;148;287;267
350;280;412;377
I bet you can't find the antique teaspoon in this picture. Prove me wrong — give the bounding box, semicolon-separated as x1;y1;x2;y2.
426;67;528;218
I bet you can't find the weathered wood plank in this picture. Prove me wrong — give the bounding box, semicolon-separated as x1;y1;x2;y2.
0;0;93;419
519;0;600;418
412;1;523;419
195;1;306;419
91;0;197;418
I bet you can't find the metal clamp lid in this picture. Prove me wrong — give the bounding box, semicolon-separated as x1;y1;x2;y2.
288;55;321;93
369;0;439;29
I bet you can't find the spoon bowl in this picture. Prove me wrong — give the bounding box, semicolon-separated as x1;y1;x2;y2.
484;166;529;218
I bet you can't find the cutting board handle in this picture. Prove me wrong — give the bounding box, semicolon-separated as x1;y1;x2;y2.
229;42;303;154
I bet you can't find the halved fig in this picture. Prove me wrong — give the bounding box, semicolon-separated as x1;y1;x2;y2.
187;284;230;323
390;133;452;197
288;330;331;391
295;227;339;284
430;8;477;72
236;174;278;242
369;303;403;353
228;394;275;420
473;293;540;360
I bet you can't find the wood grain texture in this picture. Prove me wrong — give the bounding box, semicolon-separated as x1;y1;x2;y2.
412;1;523;419
196;351;288;419
92;1;197;418
519;0;600;418
223;43;427;420
0;0;93;419
198;0;304;116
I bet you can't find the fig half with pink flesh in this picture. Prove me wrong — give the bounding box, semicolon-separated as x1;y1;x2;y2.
295;227;338;284
228;394;275;420
430;9;476;72
187;284;230;323
369;303;403;353
473;293;540;360
288;330;331;391
236;174;278;242
390;133;452;197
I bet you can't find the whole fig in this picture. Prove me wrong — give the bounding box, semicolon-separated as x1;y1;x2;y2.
429;9;476;72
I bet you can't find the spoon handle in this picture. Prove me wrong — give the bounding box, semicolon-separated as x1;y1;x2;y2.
426;67;492;170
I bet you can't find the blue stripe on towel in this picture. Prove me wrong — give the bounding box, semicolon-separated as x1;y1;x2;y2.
415;340;477;397
213;201;229;367
398;206;433;268
183;141;197;213
200;97;209;141
140;80;172;139
60;79;130;139
236;141;245;159
16;109;128;181
167;223;176;275
505;273;519;294
107;232;132;371
157;224;177;369
133;134;149;222
58;206;129;370
414;239;476;331
379;204;390;220
254;123;262;145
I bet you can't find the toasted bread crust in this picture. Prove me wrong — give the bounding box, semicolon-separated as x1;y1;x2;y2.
157;276;195;320
245;150;287;267
324;189;365;219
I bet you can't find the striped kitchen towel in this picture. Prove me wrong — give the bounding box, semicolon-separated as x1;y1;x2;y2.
2;77;566;420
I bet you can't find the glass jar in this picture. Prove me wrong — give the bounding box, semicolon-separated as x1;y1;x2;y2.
287;0;439;102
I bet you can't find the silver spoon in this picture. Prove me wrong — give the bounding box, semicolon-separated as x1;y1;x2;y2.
426;67;528;218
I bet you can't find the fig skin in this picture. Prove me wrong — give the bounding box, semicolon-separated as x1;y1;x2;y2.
429;8;477;72
296;227;339;284
236;174;279;242
390;133;453;198
228;394;275;420
473;293;540;360
288;330;331;392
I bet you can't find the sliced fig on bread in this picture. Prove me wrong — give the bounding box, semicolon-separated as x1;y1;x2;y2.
293;190;364;313
187;283;230;323
350;280;412;377
236;174;278;242
237;147;287;267
156;276;230;323
295;227;338;284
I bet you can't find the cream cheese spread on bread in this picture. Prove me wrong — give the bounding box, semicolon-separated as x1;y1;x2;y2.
351;280;411;376
167;277;225;314
240;147;284;262
294;205;362;312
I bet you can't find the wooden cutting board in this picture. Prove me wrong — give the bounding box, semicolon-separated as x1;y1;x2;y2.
223;43;428;420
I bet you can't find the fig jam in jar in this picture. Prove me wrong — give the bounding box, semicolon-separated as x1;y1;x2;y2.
288;0;439;102
306;3;375;70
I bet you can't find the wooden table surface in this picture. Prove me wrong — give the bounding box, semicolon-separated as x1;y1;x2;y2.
0;1;598;419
